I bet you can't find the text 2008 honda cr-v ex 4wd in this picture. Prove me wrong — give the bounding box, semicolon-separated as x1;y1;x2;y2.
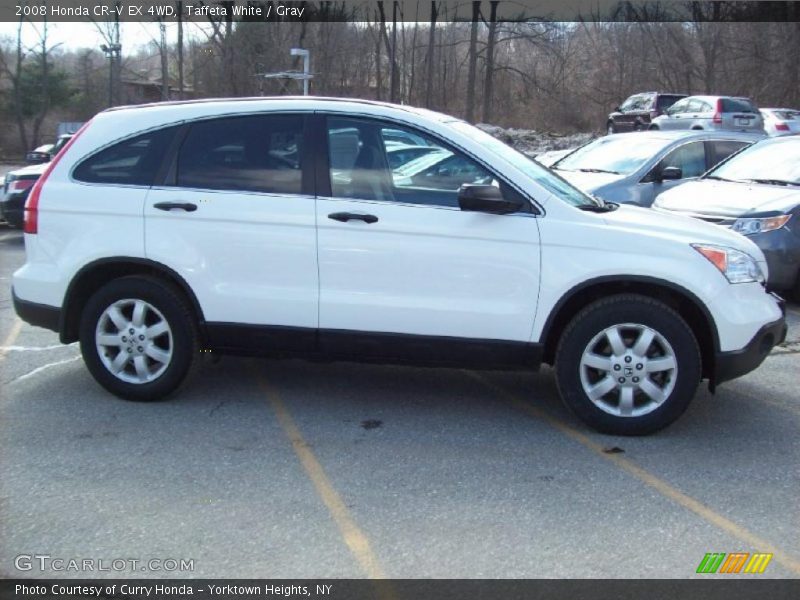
12;97;787;435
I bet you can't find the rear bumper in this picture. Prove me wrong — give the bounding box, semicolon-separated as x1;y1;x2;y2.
714;305;787;386
12;288;60;333
0;192;27;228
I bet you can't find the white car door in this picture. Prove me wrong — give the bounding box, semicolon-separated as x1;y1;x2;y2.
144;113;319;349
315;115;541;363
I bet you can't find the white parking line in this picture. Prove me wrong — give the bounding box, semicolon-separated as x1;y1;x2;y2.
9;356;81;384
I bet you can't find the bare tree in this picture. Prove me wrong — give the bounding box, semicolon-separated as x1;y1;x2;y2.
465;1;481;122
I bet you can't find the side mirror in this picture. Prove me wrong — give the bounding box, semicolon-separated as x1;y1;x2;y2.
660;166;683;181
458;184;523;215
614;106;621;112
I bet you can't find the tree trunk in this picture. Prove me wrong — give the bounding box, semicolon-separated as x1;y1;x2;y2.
159;21;169;99
482;1;499;123
176;1;184;99
465;1;481;122
390;1;400;102
424;1;437;108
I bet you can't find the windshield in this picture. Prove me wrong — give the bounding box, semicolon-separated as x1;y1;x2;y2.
554;135;671;175
448;120;598;207
707;139;800;185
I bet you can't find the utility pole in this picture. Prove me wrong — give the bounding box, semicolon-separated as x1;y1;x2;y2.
290;48;310;95
101;43;122;107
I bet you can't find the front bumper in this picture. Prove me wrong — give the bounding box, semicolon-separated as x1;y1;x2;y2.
714;299;787;386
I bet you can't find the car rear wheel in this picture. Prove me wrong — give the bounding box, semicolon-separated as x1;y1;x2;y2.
79;276;197;401
648;124;660;130
555;294;701;435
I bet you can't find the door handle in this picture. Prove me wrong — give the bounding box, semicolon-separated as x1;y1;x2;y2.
328;212;378;224
153;202;197;212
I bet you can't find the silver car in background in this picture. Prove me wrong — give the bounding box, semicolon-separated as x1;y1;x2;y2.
550;131;760;207
760;108;800;136
650;96;764;134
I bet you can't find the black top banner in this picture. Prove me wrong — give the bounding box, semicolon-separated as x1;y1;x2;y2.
3;0;800;23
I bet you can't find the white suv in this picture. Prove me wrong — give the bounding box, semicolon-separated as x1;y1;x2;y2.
12;98;786;435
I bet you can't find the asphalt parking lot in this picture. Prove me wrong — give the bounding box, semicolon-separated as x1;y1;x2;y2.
1;223;798;579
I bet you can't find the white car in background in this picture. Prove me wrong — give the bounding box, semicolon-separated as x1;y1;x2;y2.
760;108;800;136
12;97;785;435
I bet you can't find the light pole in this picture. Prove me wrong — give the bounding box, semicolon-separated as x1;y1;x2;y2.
290;48;310;96
101;43;122;107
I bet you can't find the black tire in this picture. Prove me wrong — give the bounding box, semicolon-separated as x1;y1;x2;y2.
606;121;616;135
633;121;644;132
79;276;198;402
554;294;701;435
648;124;660;131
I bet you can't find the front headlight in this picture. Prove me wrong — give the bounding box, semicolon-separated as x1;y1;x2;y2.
692;244;764;284
731;214;791;235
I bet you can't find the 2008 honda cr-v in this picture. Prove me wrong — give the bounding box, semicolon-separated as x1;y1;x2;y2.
12;97;786;435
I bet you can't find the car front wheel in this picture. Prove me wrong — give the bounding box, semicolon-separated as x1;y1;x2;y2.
79;276;197;401
555;294;701;435
606;121;616;134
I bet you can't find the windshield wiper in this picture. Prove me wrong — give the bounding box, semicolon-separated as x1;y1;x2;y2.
703;175;734;182
577;168;620;175
745;178;800;187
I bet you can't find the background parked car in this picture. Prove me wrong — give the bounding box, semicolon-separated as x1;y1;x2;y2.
550;131;759;206
760;108;800;136
653;136;800;298
1;134;73;228
606;92;687;134
25;142;55;164
649;95;764;133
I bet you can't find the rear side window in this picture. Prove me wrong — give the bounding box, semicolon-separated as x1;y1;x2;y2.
176;114;305;194
707;140;750;166
721;98;757;113
656;95;685;111
73;127;177;185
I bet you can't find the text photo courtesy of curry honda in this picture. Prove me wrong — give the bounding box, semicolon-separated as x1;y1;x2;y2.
1;1;799;597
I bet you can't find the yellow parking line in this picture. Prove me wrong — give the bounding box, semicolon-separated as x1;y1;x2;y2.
465;371;800;576
0;320;22;362
254;369;392;585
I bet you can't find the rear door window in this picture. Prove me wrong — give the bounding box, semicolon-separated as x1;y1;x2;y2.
73;127;178;186
176;114;306;194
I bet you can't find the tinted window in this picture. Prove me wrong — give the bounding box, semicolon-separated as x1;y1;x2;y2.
177;115;305;194
656;95;685;111
660;142;706;178
707;140;750;166
721;98;757;113
74;127;177;185
327;117;497;207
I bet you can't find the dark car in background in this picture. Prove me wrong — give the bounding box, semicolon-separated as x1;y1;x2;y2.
606;92;687;134
2;134;73;228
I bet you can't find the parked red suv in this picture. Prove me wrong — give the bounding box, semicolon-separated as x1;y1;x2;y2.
606;92;687;134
